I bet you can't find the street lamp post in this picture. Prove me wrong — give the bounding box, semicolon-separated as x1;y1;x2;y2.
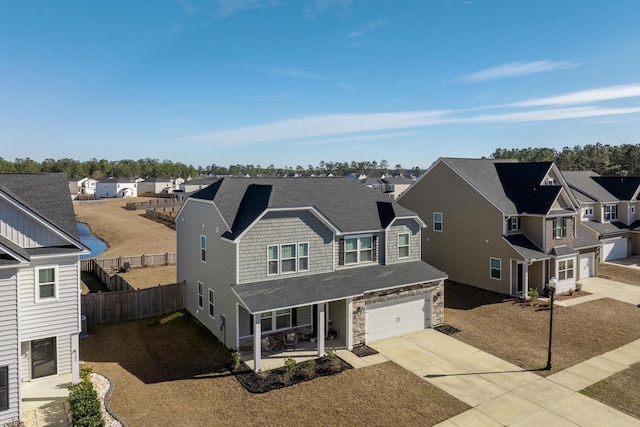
546;277;557;371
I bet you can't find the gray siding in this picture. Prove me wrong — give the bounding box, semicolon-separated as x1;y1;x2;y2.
176;199;239;348
334;231;385;269
399;161;522;294
19;256;80;341
238;211;334;283
520;216;544;250
238;305;312;338
0;198;67;248
0;269;20;424
386;219;421;264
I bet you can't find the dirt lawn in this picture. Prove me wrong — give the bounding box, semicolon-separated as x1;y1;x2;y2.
118;265;177;288
581;362;640;420
444;281;640;376
74;197;176;258
598;262;640;287
81;313;469;427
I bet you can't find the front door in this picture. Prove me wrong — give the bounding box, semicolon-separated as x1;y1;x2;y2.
31;337;57;379
516;263;524;294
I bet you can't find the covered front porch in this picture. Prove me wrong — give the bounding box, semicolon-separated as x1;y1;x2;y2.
241;336;346;371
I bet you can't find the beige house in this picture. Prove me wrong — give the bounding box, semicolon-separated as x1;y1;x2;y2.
398;158;601;296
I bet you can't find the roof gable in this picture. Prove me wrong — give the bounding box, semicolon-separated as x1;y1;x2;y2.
592;176;640;201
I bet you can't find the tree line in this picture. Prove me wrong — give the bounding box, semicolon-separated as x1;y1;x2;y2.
0;157;415;179
490;143;640;175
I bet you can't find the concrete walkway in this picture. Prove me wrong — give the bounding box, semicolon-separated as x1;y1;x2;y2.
580;277;640;306
21;373;72;426
370;330;640;426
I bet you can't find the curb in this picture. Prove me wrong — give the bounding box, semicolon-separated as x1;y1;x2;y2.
97;372;128;427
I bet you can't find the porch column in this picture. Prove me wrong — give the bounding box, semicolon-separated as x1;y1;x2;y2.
524;263;530;299
71;334;80;383
253;313;262;372
346;298;353;350
317;303;326;357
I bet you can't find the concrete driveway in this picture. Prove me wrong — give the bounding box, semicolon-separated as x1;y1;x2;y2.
580;277;640;306
370;329;640;426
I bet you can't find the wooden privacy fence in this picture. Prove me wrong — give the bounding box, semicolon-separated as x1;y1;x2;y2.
81;281;186;324
81;252;177;272
125;199;183;210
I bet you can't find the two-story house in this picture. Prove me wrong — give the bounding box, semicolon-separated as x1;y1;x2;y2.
398;158;602;297
95;177;138;198
563;171;640;261
176;177;447;371
0;173;88;424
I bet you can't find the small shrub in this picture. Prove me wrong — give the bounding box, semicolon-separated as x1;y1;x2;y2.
230;351;242;370
546;298;553;308
68;368;105;427
284;357;297;371
325;347;336;359
528;288;539;303
567;288;574;296
3;420;23;427
575;282;582;292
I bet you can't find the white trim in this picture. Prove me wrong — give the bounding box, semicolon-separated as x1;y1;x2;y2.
344;234;374;265
433;212;443;232
346;298;353;350
35;265;59;303
398;232;410;259
200;234;207;263
208;288;215;319
234;206;340;241
385;215;427;229
490;257;501;280
197;281;203;309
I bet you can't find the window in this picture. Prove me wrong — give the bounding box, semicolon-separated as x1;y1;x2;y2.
510;217;520;231
200;235;206;262
298;243;309;271
260;308;292;332
433;212;443;232
267;243;309;275
604;205;617;221
553;218;566;239
558;259;574;280
632;206;636;214
281;244;296;273
547;178;556;185
0;366;7;411
345;235;373;264
398;233;410;258
208;289;215;318
490;257;501;280
36;267;56;301
197;282;203;309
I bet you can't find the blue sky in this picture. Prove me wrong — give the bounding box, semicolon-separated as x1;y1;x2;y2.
2;0;640;170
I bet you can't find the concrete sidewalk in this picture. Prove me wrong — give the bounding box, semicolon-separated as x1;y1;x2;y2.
371;330;640;426
580;277;640;306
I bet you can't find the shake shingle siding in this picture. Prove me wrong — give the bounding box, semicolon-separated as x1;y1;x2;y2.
177;199;239;347
387;219;421;264
0;270;19;424
237;211;334;283
399;161;521;293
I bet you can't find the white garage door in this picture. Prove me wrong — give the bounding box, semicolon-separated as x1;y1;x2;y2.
602;238;627;261
579;253;594;279
365;294;431;342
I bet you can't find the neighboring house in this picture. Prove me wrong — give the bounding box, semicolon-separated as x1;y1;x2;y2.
173;177;185;192
398;158;601;297
95;177;138;198
176;177;446;371
69;178;97;197
563;171;640;261
138;177;174;195
0;173;89;424
180;177;221;193
381;175;415;199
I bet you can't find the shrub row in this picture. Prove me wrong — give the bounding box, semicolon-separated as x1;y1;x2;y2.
68;368;105;427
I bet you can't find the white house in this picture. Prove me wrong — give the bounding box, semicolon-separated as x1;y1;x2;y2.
0;173;89;424
95;177;138;198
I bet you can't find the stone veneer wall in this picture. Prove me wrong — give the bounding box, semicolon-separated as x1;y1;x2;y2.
352;280;445;347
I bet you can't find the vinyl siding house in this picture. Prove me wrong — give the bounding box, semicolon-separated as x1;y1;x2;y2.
95;177;138;198
138;177;175;195
0;173;88;424
563;171;640;261
176;177;446;371
398;158;601;297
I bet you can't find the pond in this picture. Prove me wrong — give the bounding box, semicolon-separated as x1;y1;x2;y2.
78;222;107;260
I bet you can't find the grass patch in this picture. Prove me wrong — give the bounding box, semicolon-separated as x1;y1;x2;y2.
598;263;640;287
444;281;640;376
581;362;640;419
80;312;469;426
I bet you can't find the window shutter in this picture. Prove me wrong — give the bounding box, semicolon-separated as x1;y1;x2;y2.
338;238;344;265
562;218;567;237
249;315;254;335
292;308;298;327
372;235;378;262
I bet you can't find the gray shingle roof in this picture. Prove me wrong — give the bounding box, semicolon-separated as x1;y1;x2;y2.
0;173;84;246
442;158;565;215
562;171;618;203
232;261;447;313
582;220;634;237
504;234;548;261
592;176;640;201
574;223;602;249
190;177;421;239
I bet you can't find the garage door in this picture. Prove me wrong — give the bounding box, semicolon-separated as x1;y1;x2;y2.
365;294;431;342
579;253;594;279
602;238;627;261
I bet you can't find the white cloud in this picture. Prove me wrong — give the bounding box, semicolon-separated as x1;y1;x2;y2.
214;0;282;20
177;0;198;15
348;20;387;38
460;60;580;82
179;84;640;145
512;84;640;107
260;65;324;79
292;131;417;146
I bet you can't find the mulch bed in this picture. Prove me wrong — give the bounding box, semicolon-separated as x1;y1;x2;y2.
434;324;462;336
351;344;378;357
234;357;352;393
